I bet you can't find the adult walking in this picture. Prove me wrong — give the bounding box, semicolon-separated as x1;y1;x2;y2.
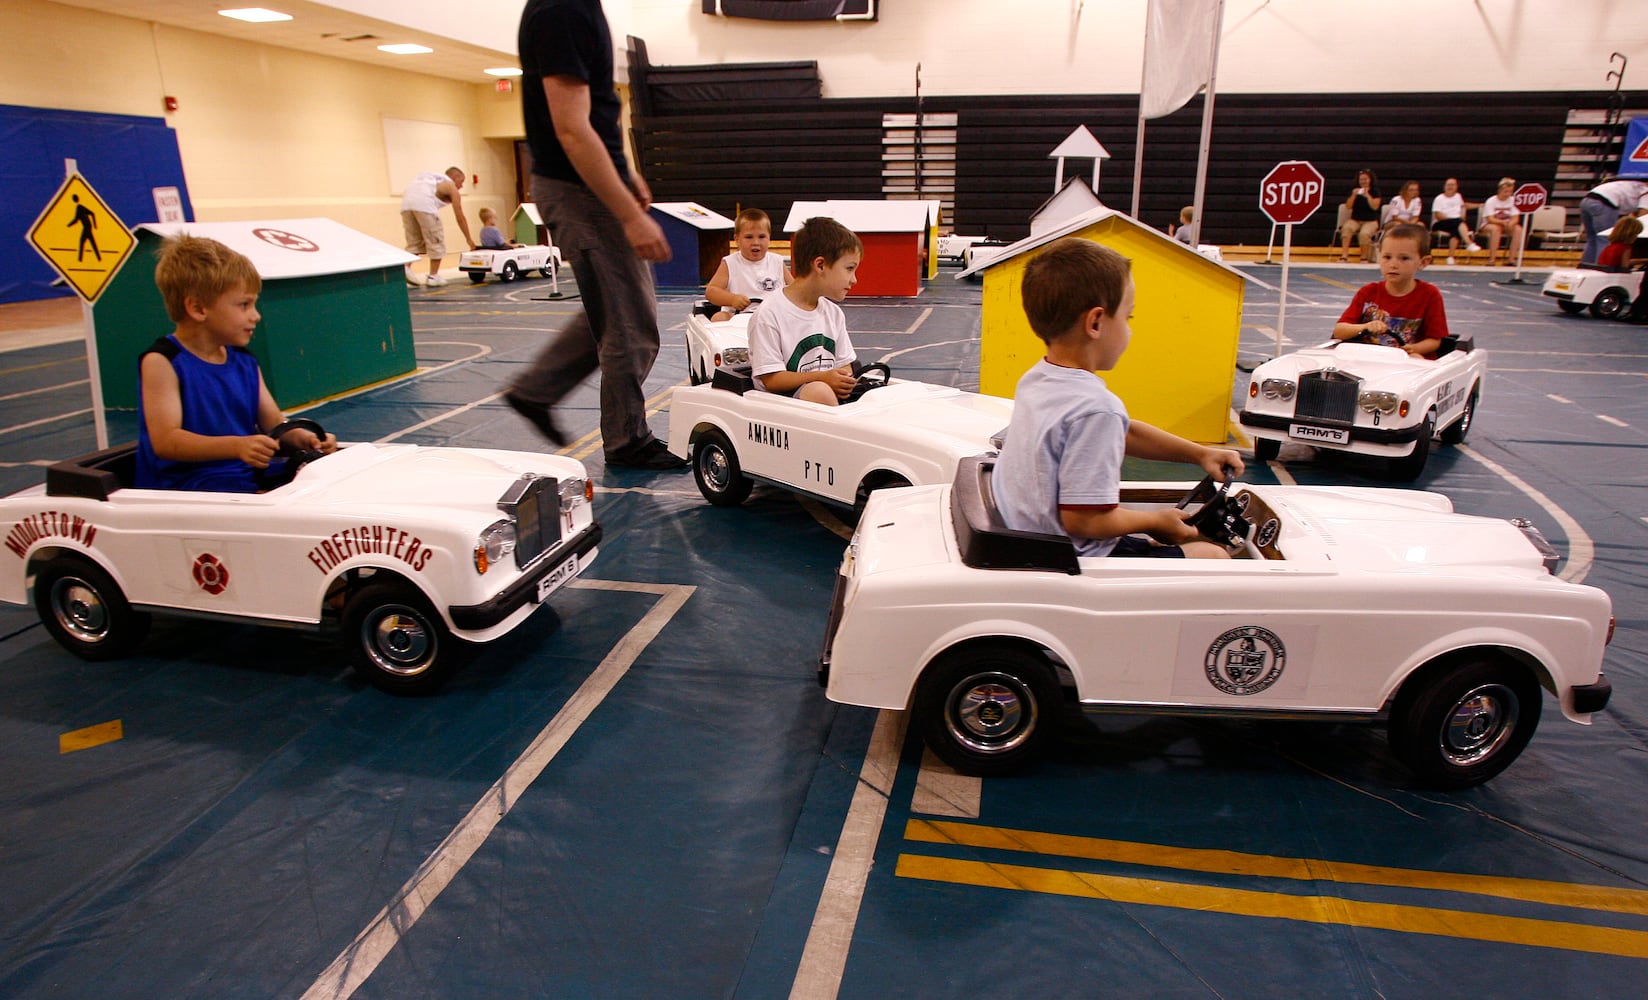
1580;178;1648;265
506;0;685;470
400;166;476;286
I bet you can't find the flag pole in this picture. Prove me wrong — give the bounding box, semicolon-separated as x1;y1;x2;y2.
1130;2;1153;219
1187;0;1225;245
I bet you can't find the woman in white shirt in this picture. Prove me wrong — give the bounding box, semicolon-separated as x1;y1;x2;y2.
1480;177;1523;266
1429;177;1479;264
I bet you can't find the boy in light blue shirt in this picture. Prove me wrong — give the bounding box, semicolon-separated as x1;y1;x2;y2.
993;238;1241;558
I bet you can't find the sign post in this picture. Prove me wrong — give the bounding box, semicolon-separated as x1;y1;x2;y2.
1503;182;1548;285
25;166;136;448
1259;160;1325;358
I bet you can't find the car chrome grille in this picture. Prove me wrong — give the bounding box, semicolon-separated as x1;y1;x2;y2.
498;474;564;568
1295;370;1360;426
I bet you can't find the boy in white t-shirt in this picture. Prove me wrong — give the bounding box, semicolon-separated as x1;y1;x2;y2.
748;216;861;406
706;208;792;322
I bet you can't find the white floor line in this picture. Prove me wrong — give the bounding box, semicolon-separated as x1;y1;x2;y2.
0;378;87;403
1458;445;1593;584
789;709;906;1000
301;579;695;1000
912;749;982;818
0;407;91;437
1598;414;1629;428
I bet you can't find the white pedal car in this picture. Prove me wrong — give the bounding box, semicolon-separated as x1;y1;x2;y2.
667;363;1012;511
458;244;561;284
1540;266;1643;319
0;422;600;694
1237;335;1487;480
683;305;752;386
819;457;1614;788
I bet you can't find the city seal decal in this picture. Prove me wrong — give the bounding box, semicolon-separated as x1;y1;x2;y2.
1204;625;1286;696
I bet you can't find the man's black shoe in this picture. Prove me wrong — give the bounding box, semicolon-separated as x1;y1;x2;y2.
605;438;688;470
505;392;568;446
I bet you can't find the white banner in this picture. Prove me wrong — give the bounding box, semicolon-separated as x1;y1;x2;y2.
1140;0;1219;120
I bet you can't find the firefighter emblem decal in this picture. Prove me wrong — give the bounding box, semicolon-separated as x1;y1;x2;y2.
192;553;230;595
1204;625;1286;696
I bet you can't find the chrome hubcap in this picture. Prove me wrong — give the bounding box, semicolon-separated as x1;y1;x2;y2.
1440;683;1518;765
367;606;433;675
53;578;108;640
947;672;1035;753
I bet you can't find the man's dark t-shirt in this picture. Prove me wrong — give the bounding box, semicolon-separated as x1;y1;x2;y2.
518;0;629;186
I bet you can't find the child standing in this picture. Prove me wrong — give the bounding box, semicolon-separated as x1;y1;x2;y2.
706;208;791;322
137;235;336;492
1331;223;1450;359
992;238;1243;559
748;216;860;406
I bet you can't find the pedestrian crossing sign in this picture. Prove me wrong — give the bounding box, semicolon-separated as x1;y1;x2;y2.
27;174;137;303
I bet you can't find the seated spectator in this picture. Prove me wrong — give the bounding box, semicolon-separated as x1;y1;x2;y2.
1386;181;1424;228
1596;216;1644;271
477;207;519;250
1430;177;1480;265
1171;205;1197;246
706;208;790;323
1479;178;1523;266
1338;169;1382;262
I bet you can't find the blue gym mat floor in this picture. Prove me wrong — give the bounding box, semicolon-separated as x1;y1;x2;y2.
1;261;1645;999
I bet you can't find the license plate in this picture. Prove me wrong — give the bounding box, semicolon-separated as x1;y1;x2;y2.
1552;281;1571;292
1288;423;1349;445
460;254;487;268
536;554;579;602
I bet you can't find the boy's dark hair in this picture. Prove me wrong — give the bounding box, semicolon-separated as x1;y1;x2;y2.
154;234;262;323
790;216;862;276
1383;223;1430;252
1021;238;1130;343
735;208;771;233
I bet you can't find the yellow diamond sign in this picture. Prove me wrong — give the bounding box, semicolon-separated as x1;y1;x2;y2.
26;174;136;304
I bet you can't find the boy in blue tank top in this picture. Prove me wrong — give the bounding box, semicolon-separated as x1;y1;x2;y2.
136;235;336;492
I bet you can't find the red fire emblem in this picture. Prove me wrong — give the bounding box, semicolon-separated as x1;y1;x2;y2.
192;553;230;595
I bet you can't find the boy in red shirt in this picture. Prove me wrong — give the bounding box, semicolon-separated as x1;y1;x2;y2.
1331;223;1450;360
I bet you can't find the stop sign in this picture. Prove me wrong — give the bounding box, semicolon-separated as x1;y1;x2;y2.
1259;160;1326;225
1512;182;1548;213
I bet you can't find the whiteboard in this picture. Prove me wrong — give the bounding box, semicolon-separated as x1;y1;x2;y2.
382;117;465;194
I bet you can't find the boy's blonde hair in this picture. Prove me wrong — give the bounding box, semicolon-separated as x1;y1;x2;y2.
735;208;771;234
154;234;261;323
1383;223;1430;253
1179;205;1195;223
1021;238;1131;343
790;216;862;277
1610;216;1643;244
479;207;498;223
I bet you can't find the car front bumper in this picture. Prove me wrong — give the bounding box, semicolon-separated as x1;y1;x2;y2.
1238;410;1425;446
449;522;602;631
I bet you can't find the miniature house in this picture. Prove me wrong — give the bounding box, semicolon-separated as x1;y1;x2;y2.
649;202;736;288
92;219;416;410
783;199;940;297
958;206;1247;444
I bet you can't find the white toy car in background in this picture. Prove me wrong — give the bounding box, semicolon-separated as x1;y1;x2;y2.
819;457;1614;788
1237;335;1487;480
458;244;561;284
683;304;752;385
0;423;600;694
1540;265;1643;318
667;363;1011;512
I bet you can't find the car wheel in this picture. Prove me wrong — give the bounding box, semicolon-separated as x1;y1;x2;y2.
687;344;705;386
540;266;555;279
1556;300;1585;315
1387;412;1434;482
1440;386;1478;445
342;581;454;695
916;644;1061;776
1591;287;1629;319
1253;437;1280;462
692;428;753;506
468;272;486;285
500;260;520;283
1388;657;1541;788
33;554;150;661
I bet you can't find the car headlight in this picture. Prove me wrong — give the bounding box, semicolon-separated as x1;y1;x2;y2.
1258;378;1295;401
719;346;750;366
473;519;516;574
1358;390;1400;415
558;477;591;513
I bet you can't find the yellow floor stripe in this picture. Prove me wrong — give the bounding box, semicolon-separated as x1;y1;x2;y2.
1307;273;1360;291
896;854;1648;959
906;819;1648;916
59;719;122;753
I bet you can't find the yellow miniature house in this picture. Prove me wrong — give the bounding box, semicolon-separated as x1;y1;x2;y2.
958;206;1247;443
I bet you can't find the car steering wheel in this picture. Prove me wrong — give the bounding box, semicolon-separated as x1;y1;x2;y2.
1175;470;1251;549
264;417;331;485
845;361;892;403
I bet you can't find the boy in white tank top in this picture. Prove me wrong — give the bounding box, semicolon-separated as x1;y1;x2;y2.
705;208;791;322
